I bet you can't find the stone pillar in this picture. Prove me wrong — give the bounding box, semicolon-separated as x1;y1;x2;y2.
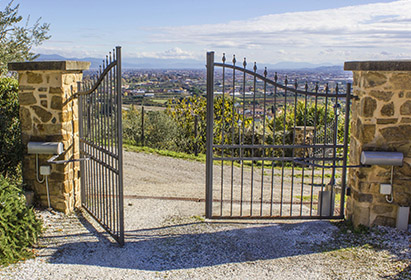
344;61;411;227
8;61;90;214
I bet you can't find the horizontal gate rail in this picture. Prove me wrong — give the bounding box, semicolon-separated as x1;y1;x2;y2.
79;46;124;246
206;51;351;220
214;144;345;149
213;156;346;162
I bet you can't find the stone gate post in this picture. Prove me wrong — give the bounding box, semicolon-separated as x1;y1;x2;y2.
344;61;411;228
8;61;90;214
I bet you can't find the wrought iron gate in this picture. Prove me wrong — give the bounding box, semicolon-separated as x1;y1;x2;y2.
206;52;352;219
78;47;124;245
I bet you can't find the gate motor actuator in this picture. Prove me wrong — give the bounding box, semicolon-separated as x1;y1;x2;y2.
27;142;89;209
360;151;403;203
28;142;63;209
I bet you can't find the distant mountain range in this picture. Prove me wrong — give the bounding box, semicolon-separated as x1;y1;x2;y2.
35;54;205;69
35;54;343;71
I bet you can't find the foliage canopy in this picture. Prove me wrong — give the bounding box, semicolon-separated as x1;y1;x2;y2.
0;77;22;178
0;0;50;75
123;96;347;160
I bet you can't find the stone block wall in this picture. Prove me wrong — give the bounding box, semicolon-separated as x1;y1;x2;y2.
8;61;90;214
345;61;411;227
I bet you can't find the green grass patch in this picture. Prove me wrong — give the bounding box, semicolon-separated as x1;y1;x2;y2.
124;143;206;163
295;194;318;202
333;219;370;235
192;215;205;222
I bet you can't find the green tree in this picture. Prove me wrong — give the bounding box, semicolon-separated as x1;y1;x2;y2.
0;0;50;75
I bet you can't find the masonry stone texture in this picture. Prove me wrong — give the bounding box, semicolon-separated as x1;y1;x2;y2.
345;61;411;228
9;61;90;214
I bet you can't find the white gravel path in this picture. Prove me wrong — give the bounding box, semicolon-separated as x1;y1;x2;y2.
0;151;409;279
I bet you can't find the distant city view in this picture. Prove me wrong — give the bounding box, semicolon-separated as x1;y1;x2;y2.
112;67;352;110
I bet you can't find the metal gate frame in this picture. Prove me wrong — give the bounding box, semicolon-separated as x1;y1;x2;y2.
78;46;124;245
205;51;352;220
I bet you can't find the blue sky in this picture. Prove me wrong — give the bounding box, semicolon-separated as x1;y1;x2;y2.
10;0;411;64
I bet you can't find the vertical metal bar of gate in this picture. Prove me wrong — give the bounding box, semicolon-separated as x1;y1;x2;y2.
206;51;214;218
116;47;124;245
79;46;124;246
79;82;85;209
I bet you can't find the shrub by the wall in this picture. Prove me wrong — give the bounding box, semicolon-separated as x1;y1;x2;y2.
0;77;23;179
0;176;42;266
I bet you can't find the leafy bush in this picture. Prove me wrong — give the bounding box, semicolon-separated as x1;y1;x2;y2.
144;110;178;150
123;105;143;145
166;96;207;154
166;96;246;155
0;176;42;266
123;106;178;150
124;97;248;155
0;77;23;179
123;96;349;159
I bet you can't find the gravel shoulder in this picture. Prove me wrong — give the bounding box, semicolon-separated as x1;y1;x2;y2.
0;151;410;279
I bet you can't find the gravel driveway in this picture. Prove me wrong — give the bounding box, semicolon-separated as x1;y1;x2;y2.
0;150;409;279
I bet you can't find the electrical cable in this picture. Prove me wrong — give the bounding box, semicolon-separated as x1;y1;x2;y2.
45;175;51;209
36;154;45;183
385;165;394;203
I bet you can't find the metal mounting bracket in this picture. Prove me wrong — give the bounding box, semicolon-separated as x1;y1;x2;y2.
47;154;90;164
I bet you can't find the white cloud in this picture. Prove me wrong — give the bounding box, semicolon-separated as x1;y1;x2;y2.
148;0;411;63
33;44;115;58
134;47;200;60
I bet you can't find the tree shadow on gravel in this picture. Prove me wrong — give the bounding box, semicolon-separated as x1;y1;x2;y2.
47;218;340;270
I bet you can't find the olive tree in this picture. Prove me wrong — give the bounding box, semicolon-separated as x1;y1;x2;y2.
0;0;50;75
0;1;49;177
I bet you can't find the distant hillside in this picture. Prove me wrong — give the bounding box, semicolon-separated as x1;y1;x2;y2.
35;54;204;69
35;54;342;71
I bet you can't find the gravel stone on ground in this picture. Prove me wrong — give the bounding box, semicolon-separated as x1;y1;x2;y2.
0;151;409;279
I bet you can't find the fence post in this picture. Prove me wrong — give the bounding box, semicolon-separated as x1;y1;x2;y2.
141;105;145;146
206;51;215;218
194;114;198;156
